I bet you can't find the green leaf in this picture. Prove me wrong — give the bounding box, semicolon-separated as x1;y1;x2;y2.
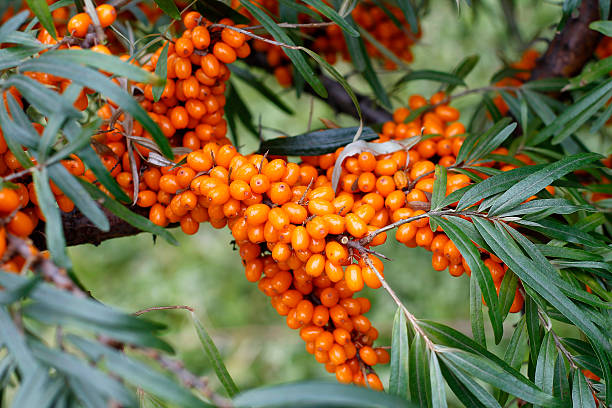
482;94;503;123
11;368;63;408
18;59;173;158
389;308;409;399
523;90;556;125
568;55;612;91
0;276;40;305
302;47;367;118
440;354;501;408
447;55;479;94
6;74;80;118
505;224;610;308
526;295;542;365
358;26;406;70
354;36;392;109
515;218;605;248
589;19;612;35
25;0;57;39
234;381;413;407
572;369;597;408
429;353;447;408
192;313;239;397
0;306;39;377
36;50;162;85
531;78;612;145
589;100;612;133
432;216;503;343
396;70;466;87
153;42;169;102
522;78;569;92
153;0;181;19
226;81;258;141
464;119;516;165
259;127;377;156
535;332;557;407
48;163;110;231
440;349;561;407
430;165;447;214
553;353;571;403
63;120;130;203
79;179;177;245
488;153;602;215
0;45;44;70
469;271;486;347
229;65;293;114
471;218;611;355
409;335;431;407
68;335;212;408
418;320;502;363
537;246;602;262
498;269;518;320
301;0;358;36
396;0;418;32
497;198;594;218
439;359;488;408
30;340;136;406
504;317;528;372
240;1;326;97
33;168;71;269
0;10;30;43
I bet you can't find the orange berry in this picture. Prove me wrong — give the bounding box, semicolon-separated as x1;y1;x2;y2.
96;4;116;27
67;13;91;37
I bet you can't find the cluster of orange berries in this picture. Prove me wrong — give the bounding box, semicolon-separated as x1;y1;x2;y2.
0;2;121;274
236;0;420;87
492;49;539;115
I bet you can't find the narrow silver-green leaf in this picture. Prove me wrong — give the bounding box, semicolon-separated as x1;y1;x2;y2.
429;353;447;408
153;42;169;102
469;271;486;347
409;335;431;407
25;0;57;39
441;349;561;407
572;369;596;408
0;306;39;377
456;165;546;211
430;165;447;212
389;308;409;399
301;0;358;36
535;332;557;408
33;168;71;268
153;0;181;19
488;153;602;215
192;313;239;397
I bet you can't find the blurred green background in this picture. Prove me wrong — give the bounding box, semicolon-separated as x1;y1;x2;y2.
69;0;567;401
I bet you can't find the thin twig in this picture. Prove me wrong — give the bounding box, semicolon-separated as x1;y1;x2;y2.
361;254;436;351
133;305;195;316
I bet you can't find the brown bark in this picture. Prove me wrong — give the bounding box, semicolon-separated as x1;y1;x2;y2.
530;0;601;80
